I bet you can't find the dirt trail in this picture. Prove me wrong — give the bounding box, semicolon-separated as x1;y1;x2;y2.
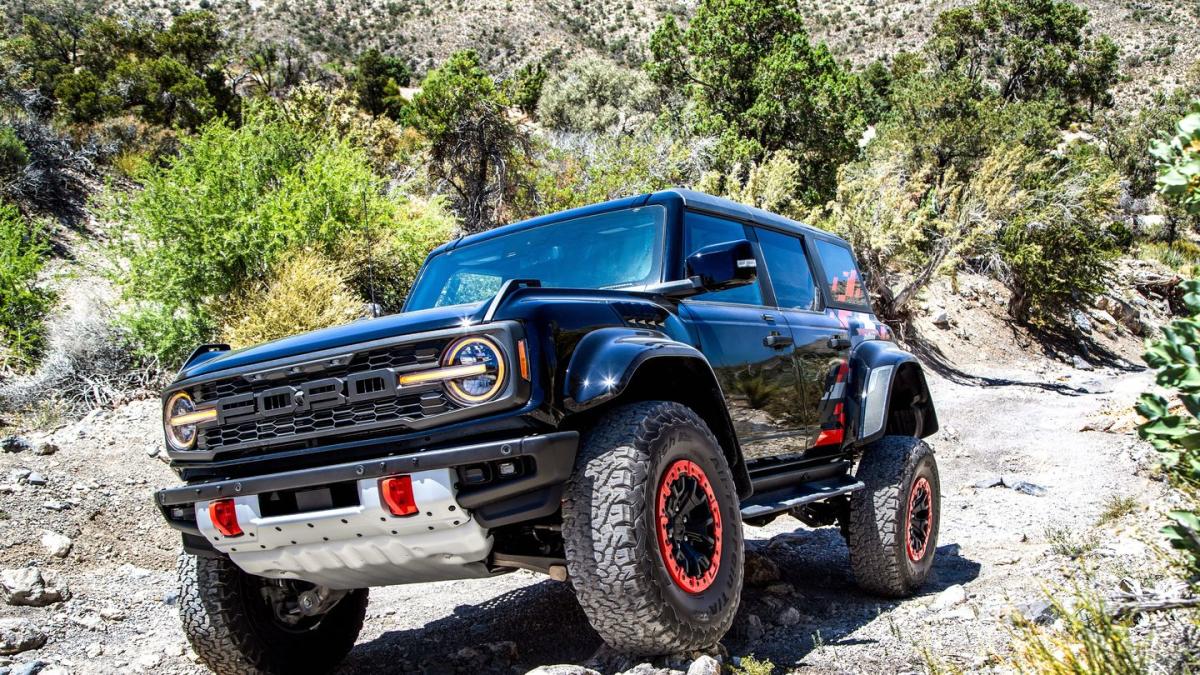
0;360;1170;674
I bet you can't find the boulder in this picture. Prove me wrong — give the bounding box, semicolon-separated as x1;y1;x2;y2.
31;443;57;457
686;656;721;675
39;532;71;559
0;618;46;655
0;437;31;454
0;568;69;607
743;551;780;586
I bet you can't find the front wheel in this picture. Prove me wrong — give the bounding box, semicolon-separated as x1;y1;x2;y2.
847;435;940;597
177;552;368;675
563;401;744;655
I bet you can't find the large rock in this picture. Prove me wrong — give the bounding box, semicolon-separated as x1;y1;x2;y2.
527;667;603;675
1;436;31;453
39;531;72;559
686;656;721;675
743;551;780;586
0;568;69;607
0;618;46;655
930;584;967;611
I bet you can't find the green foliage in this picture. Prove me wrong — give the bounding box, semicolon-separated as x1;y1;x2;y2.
111;101;455;365
997;145;1120;322
0;202;54;369
0;126;28;178
351;48;411;119
1150;102;1200;216
930;0;1119;117
1007;583;1146;674
3;8;236;129
646;0;867;204
537;57;653;133
730;656;775;675
508;61;547;117
220;250;363;349
696;150;805;219
1137;279;1200;570
408;50;526;232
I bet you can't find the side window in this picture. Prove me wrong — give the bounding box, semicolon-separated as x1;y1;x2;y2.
683;212;763;306
755;228;817;311
814;239;869;307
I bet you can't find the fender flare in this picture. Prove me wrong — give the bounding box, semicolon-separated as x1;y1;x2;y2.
562;327;752;497
845;340;939;447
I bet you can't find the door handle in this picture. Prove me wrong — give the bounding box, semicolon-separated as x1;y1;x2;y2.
827;335;851;350
764;333;794;349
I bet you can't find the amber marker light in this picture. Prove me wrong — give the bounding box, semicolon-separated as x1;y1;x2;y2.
517;340;530;381
169;408;217;426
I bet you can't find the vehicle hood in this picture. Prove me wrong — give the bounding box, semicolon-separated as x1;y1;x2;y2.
177;302;488;380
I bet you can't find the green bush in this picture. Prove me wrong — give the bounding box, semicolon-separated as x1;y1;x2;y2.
0;202;54;370
350;48;410;119
537;57;654;133
111;100;456;365
1151;102;1200;216
0;126;28;178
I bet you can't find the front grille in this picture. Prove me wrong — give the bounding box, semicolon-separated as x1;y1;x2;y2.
193;337;458;453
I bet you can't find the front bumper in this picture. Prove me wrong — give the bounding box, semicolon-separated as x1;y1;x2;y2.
155;432;578;587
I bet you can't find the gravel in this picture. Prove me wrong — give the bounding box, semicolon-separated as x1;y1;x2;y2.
0;360;1184;673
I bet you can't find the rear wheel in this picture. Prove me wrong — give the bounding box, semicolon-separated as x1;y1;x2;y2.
847;435;940;597
563;401;743;655
178;552;368;675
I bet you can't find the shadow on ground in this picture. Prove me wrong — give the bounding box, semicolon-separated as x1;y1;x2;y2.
338;526;981;674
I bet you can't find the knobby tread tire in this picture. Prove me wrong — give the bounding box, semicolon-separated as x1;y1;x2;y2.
847;435;939;597
562;401;742;655
178;552;368;675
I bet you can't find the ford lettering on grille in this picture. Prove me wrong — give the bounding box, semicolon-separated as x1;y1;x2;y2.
216;369;399;425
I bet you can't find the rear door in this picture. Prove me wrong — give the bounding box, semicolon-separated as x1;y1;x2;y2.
677;211;808;462
752;227;852;454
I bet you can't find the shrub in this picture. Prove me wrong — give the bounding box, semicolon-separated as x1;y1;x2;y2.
1007;583;1146;674
0;202;54;370
0;126;28;178
350;48;410;119
408;50;527;232
1151;101;1200;216
537;57;654;133
220;250;364;349
111;100;456;365
1137;278;1200;573
696;150;805;220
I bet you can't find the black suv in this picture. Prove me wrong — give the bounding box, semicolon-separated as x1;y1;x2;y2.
155;189;939;674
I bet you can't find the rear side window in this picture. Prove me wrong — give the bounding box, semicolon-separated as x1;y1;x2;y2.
684;212;764;306
814;239;869;307
754;227;817;310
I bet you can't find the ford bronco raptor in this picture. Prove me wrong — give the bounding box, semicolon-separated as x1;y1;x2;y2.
155;189;939;674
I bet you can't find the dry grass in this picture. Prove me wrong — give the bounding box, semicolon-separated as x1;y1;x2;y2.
1007;584;1146;674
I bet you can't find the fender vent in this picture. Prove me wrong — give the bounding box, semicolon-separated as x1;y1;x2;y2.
612;302;668;330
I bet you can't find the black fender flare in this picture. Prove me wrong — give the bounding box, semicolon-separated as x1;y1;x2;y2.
562;327;752;497
844;340;939;447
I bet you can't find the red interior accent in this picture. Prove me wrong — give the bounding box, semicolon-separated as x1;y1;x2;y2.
380;475;419;516
906;476;933;561
208;499;243;537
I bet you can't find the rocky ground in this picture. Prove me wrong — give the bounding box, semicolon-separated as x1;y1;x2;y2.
0;352;1184;674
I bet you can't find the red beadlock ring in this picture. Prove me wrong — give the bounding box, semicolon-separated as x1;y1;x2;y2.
906;475;933;562
655;459;723;593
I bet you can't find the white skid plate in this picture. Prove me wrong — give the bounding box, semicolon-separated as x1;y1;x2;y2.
195;469;493;589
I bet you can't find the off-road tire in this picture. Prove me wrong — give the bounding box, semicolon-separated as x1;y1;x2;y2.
847;435;940;597
177;552;369;675
562;401;743;655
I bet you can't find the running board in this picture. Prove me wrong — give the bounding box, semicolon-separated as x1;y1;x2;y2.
740;476;865;520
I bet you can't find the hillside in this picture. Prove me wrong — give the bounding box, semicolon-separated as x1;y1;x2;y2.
108;0;1199;106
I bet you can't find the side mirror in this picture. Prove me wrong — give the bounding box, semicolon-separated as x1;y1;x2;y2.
686;239;757;293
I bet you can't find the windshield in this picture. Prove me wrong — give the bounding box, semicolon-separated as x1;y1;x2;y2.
406;205;667;311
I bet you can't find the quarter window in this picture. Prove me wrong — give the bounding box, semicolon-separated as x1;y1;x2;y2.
684;212;763;306
814;239;869;307
755;228;817;311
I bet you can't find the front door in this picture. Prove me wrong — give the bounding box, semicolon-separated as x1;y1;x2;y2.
679;212;808;462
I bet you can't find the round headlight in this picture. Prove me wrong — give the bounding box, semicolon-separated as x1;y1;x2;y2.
164;391;198;451
442;336;506;404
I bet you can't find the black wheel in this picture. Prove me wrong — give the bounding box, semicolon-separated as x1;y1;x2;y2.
847;435;940;597
562;401;743;655
178;552;368;675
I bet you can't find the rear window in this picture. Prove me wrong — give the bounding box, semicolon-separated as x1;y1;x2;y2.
814;240;869;307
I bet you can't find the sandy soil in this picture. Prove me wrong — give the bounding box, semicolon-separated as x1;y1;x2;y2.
0;349;1178;674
